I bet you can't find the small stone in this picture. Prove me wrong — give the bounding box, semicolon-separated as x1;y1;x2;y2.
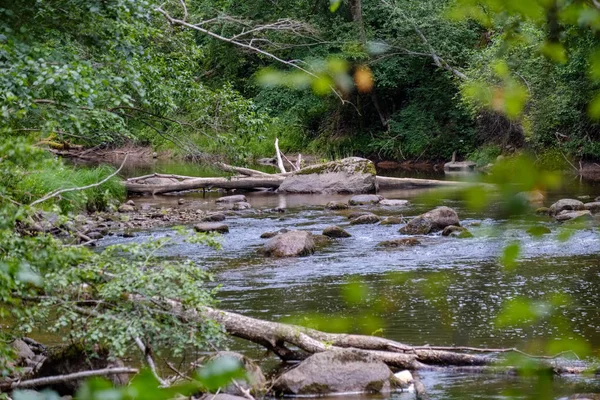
118;204;135;213
379;199;410;207
442;225;467;237
126;200;136;206
348;194;383;206
202;213;226;222
260;231;279;239
194;223;229;234
378;238;421;247
380;216;404;225
535;207;551;215
322;226;351;238
86;231;104;240
347;211;373;220
398;217;432;235
232;202;252;211
178;198;185;205
216;195;247;204
152;152;158;158
326;201;349;210
350;214;380;225
122;230;135;238
313;234;333;247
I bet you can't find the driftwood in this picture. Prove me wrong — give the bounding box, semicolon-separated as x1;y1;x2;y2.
0;367;138;391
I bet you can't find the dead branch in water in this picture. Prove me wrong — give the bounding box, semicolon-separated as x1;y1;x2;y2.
0;367;138;391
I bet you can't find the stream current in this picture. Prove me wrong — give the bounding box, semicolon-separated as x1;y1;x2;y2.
95;163;600;399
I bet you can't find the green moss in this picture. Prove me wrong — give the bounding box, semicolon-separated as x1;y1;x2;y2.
296;158;376;176
365;380;385;393
299;383;331;395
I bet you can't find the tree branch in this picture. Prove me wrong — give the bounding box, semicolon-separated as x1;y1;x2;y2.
0;368;138;391
134;337;168;387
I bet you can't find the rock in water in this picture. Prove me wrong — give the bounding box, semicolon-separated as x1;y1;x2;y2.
555;210;592;222
278;157;377;194
118;204;135;213
216;195;247;204
400;206;459;235
584;202;600;213
349;194;383;205
549;199;585;215
194;223;229;234
201;213;226;222
232;202;252;210
322;225;351;238
207;352;266;397
273;350;403;396
443;161;476;171
326;201;349;210
379;199;410;207
262;230;315;257
380;216;404;225
378;238;421;247
350;214;381;225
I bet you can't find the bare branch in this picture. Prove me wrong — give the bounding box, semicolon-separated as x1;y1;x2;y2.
274;138;287;173
134;337;168;387
29;154;128;207
0;368;138;391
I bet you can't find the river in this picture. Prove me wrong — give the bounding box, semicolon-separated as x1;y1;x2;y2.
95;161;600;399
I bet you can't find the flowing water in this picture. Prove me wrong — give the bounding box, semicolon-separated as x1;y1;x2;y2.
91;164;600;399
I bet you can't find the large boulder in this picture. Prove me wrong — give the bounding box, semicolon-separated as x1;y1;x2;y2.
262;230;315;257
272;350;403;396
549;199;585;215
399;206;459;235
349;194;383;205
584;202;600;214
278;157;377;194
555;210;592;222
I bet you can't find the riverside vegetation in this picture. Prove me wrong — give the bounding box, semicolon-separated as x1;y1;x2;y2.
2;0;600;399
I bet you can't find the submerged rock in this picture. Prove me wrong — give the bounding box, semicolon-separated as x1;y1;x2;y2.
207;352;266;397
549;199;585;215
379;199;410;207
380;216;404;225
350;214;381;225
322;225;351;238
398;217;432;235
313;234;334;247
273;350;403;396
555;210;592;222
194;223;229;234
278;157;377;194
378;238;421;247
201;213;226;222
535;207;551;215
216;195;247;204
326;201;349;210
232;202;252;211
347;211;373;220
442;225;471;238
349;194;383;205
262;230;315;257
260;229;289;239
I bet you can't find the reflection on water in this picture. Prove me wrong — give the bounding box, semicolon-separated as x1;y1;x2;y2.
91;168;600;399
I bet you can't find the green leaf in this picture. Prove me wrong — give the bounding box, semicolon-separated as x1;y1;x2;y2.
540;42;567;64
588;94;600;119
500;242;520;270
195;356;246;392
330;0;342;12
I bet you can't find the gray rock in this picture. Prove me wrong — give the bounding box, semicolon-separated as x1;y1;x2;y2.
125;200;135;206
349;194;383;205
399;217;432;235
194;223;229;234
347;211;373;220
568;395;600;400
260;229;288;239
178;198;185;205
350;214;381;225
118;204;135;213
207;352;266;397
262;230;315;257
326;201;349;210
273;350;401;396
380;216;404;225
442;225;467;237
216;195;247;204
378;238;421;247
232;202;252;211
11;339;35;365
322;226;351;238
278;157;377;194
313;234;334;247
444;161;476;171
379;199;410;207
549;199;585;215
201;213;226;222
584;202;600;213
555;210;592;222
86;231;104;240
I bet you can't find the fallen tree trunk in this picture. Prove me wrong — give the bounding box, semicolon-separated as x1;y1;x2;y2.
125;173;471;195
126;175;285;194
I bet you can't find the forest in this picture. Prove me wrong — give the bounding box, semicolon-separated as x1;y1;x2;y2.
2;0;600;399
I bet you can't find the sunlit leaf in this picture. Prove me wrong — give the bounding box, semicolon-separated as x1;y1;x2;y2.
588;94;600;119
330;0;342;12
540;42;567;64
500;242;520;270
354;65;374;93
195;355;246;392
342;278;369;305
496;298;536;327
